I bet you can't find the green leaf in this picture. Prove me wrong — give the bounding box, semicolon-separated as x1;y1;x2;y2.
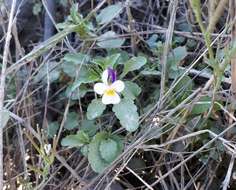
141;69;161;76
172;46;187;62
96;3;123;25
69;68;100;90
64;112;79;130
80;145;89;157
109;135;124;153
47;122;59;138
103;54;121;68
65;84;88;100
146;34;158;49
99;138;118;163
173;36;186;44
99;134;123;163
61;54;90;78
88;132;123;173
173;76;193;92
1;110;10;128
122;81;141;100
91;57;105;67
76;67;100;83
186;39;197;49
48;70;60;83
63;53;90;64
33;3;42;15
116;50;130;64
191;96;222;115
167;46;187;78
192;99;211;115
87;99;106;120
173;75;193;102
176;22;192;32
113;99;139;132
57;22;70;30
191;96;211;115
88;132;109;173
97;31;125;49
92;53;121;68
128;157;146;173
34;62;60;83
61;131;90;147
61;62;77;77
168;46;187;70
70;3;83;24
122;56;147;77
59;0;68;7
81;120;98;137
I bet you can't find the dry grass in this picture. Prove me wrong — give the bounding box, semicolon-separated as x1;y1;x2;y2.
1;0;236;190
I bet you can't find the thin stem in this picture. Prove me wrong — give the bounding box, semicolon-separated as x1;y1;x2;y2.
158;0;178;108
190;0;214;60
0;0;16;188
207;0;229;34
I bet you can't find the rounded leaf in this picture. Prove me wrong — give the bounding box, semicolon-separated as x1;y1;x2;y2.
47;122;59;139
122;81;141;100
88;132;109;173
88;132;123;173
64;112;79;130
112;99;139;132
61;131;90;147
122;56;147;77
86;99;106;120
96;3;123;25
99;139;118;163
97;31;125;49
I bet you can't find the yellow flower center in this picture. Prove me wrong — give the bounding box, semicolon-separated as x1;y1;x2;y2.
104;88;116;96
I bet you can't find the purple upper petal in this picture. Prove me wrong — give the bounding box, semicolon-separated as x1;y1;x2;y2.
108;68;117;83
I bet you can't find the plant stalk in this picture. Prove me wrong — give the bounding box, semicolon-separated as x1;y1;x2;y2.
0;0;16;188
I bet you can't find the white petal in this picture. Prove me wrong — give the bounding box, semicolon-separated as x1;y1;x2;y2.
111;80;125;92
94;83;107;95
44;144;51;155
102;92;120;105
102;69;109;84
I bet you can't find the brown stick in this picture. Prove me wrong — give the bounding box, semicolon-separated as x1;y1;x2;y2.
126;0;137;55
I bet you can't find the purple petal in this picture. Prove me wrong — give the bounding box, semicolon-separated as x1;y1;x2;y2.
108;67;117;83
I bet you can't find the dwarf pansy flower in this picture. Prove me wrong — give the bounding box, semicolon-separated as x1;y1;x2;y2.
94;68;125;105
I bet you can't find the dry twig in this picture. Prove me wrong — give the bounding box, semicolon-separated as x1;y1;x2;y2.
0;0;16;188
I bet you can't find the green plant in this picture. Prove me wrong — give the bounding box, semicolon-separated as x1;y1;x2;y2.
60;52;147;172
55;3;149;173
